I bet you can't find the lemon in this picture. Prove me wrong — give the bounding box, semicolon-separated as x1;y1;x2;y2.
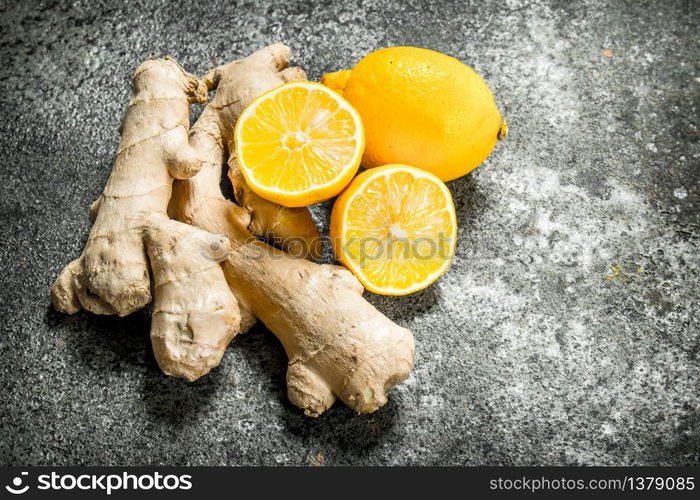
234;81;365;207
331;164;457;295
322;47;506;181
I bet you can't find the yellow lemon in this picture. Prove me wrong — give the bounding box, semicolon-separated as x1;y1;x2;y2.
331;164;457;295
234;81;365;207
322;47;506;181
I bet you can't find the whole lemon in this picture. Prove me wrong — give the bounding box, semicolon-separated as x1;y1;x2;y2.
322;47;506;181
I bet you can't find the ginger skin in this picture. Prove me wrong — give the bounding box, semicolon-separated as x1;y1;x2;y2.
51;58;241;381
170;44;415;416
145;214;240;381
228;157;322;260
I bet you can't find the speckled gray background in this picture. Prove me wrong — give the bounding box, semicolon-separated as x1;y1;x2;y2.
0;0;698;466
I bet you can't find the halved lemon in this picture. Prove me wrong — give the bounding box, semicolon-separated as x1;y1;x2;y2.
234;81;365;207
331;164;457;295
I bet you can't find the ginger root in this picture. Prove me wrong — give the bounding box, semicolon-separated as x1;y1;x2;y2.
51;57;241;381
145;214;240;381
51;46;415;414
228;157;322;260
170;43;415;416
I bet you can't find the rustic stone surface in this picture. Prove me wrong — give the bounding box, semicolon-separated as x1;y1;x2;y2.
0;0;697;465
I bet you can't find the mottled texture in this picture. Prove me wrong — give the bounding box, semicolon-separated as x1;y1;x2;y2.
0;0;697;465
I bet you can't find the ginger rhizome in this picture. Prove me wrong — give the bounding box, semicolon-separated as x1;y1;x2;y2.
145;215;240;380
51;46;415;416
170;44;415;416
228;158;322;260
51;58;240;381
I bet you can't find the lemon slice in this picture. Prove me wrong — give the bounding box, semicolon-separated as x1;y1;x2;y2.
331;164;457;295
234;81;365;207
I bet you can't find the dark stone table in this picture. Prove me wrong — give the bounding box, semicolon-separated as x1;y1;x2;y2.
1;0;697;465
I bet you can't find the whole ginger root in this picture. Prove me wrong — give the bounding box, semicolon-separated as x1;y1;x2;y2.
170;43;415;416
51;46;415;415
51;58;241;381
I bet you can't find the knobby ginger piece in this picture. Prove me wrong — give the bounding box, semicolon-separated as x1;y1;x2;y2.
51;57;241;381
